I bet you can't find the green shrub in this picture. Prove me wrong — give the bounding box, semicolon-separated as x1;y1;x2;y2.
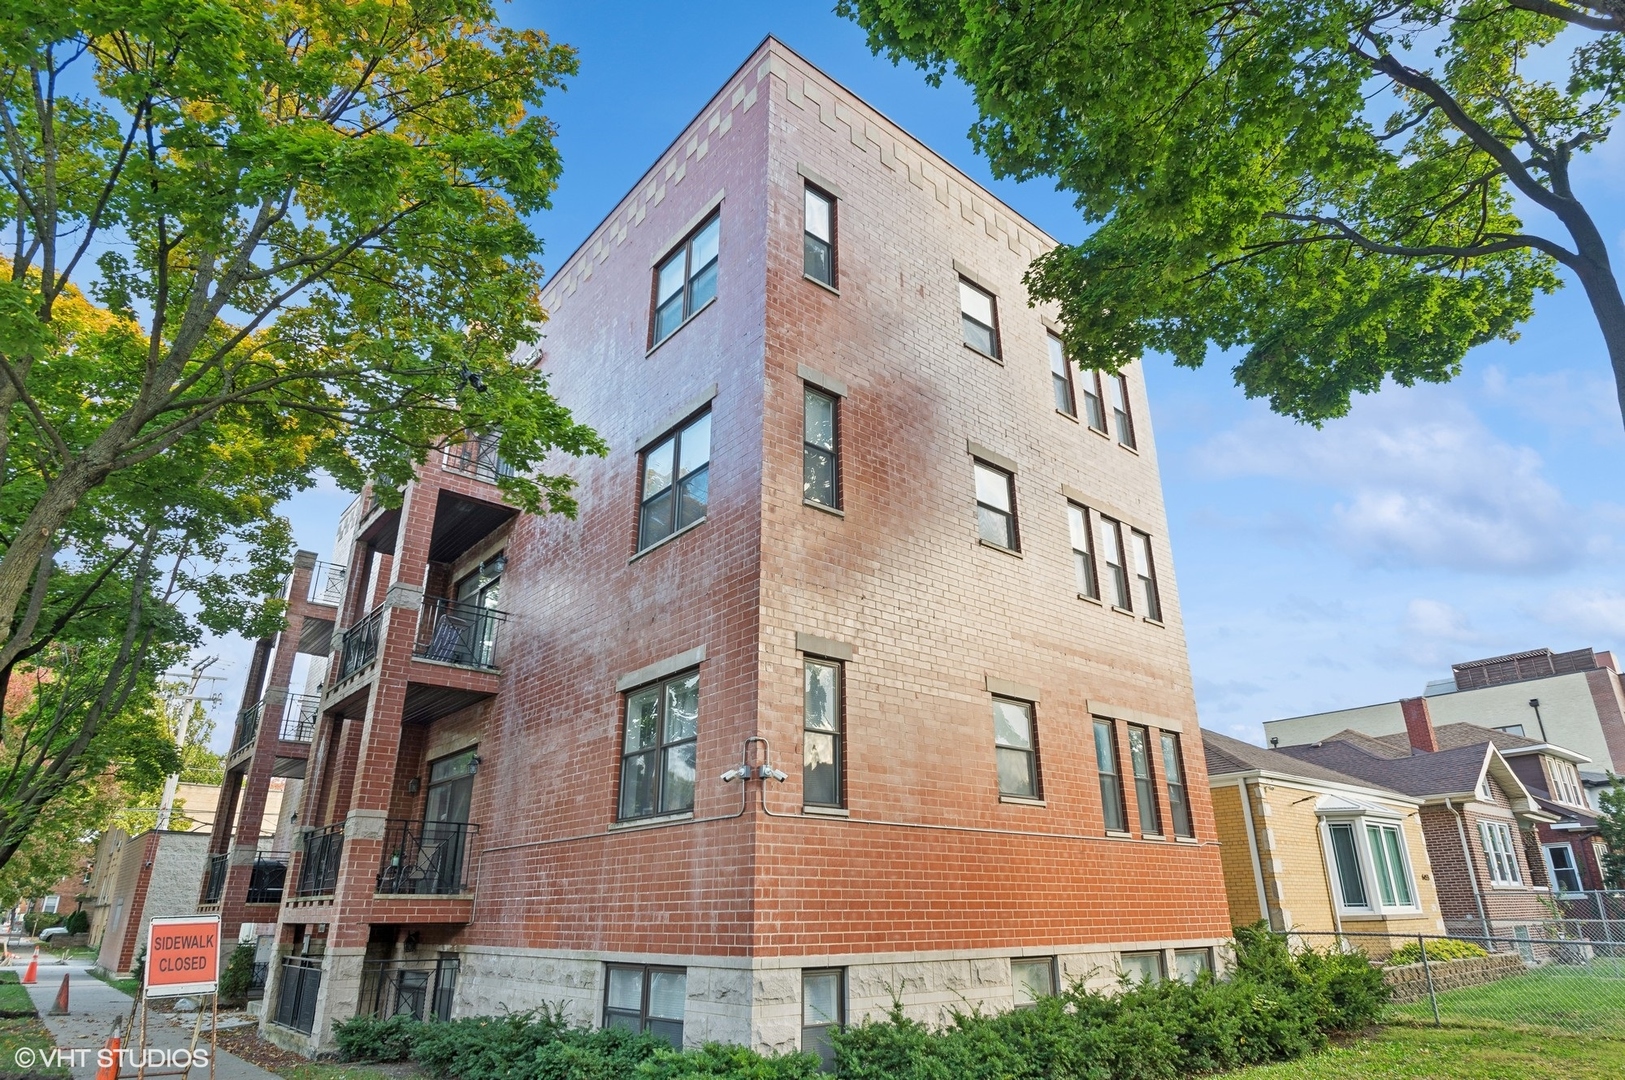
633;1041;828;1079
218;944;256;1004
1386;938;1488;966
22;912;62;936
334;1013;423;1063
63;909;90;935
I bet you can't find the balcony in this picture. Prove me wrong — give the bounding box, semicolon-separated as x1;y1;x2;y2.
376;820;478;895
306;561;347;606
359;956;459;1022
335;607;384;683
293;824;344;897
232;702;262;755
442;432;515;485
201;853;228;904
278;695;320;742
246;853;290;904
413;599;506;670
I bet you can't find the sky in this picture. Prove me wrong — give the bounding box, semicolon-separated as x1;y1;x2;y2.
198;1;1625;751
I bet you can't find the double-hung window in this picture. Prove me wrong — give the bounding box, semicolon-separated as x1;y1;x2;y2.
803;186;836;287
1366;823;1414;907
639;410;710;550
652;214;720;346
959;279;1000;358
974;460;1018;550
1160;733;1193;838
801;969;843;1070
1094;719;1127;832
1544;844;1583;894
1110;373;1136;449
1011;958;1056;1007
1099;517;1130;609
1127;725;1161;835
1047;334;1076;416
1081;369;1106;433
605;964;686;1048
803;386;839;509
1480;820;1522;885
619;672;699;820
1067;503;1099;600
1326;822;1370;909
1132;530;1162;621
993;697;1039;799
803;659;843;807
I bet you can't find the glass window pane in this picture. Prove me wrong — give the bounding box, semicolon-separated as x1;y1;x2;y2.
1328;823;1368;907
804;390;835;451
804;189;831;242
619;752;657;819
607;968;643;1011
959;280;993;325
679;413;711;475
665;675;699;741
1121;953;1161;986
1173;950;1211;984
688;259;717;311
643;438;675;496
661;742;696;813
605;1010;641;1032
803;448;835;507
1094;720;1116;775
1099;519;1122;566
690;218;719;275
1110;371;1130;413
646;1018;683;1049
997;747;1036;797
1383;828;1412;905
977;506;1013;548
1367;824;1397;906
657;253;686;304
962;315;995;356
655;296;684;342
1012;959;1054;1005
803;971;840;1026
625;691;660;752
648;971;687;1020
804;235;832;284
1068;506;1089;553
1133;531;1154;578
804;732;839;805
1048;335;1067;378
677;468;708;529
992;700;1033;750
640;491;674;547
805;662;839;732
974;463;1010;511
1128;727;1151;779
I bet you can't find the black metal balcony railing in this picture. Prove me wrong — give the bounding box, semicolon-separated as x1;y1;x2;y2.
376;820;479;895
274;956;323;1034
335;607;385;682
246;853;290;904
201;853;228;904
307;561;347;606
278;694;321;742
443;431;516;484
294;824;344;897
359;956;460;1022
232;702;262;754
414;598;506;669
248;961;269;1000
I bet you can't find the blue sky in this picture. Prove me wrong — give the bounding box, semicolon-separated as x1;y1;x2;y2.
200;1;1625;750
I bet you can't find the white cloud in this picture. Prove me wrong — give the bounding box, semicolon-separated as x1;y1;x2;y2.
1479;365;1623;443
1404;598;1478;642
1527;589;1625;641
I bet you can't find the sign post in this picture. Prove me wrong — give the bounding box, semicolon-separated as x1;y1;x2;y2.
129;914;220;1080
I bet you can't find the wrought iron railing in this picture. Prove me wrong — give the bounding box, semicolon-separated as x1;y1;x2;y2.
232;701;262;754
376;820;479;895
442;431;515;484
358;956;460;1022
274;956;322;1033
246;854;290;904
307;561;348;606
335;607;384;682
293;824;344;897
201;853;228;904
414;598;506;669
278;694;321;742
248;961;268;1001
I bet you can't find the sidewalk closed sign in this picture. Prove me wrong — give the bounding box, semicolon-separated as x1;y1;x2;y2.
144;914;221;997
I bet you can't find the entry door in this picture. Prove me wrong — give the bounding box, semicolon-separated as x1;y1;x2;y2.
421;750;476;892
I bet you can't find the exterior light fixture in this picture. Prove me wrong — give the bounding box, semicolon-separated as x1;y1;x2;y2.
721;767;746;783
758;766;787;783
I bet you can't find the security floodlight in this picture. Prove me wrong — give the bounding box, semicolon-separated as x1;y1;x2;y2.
721;767;746;783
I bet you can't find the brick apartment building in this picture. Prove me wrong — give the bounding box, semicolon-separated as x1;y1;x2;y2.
243;39;1231;1058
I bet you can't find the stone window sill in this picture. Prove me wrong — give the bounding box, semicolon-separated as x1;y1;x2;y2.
999;795;1047;808
963;341;1003;365
646;296;717;358
978;538;1022;558
804;499;844;518
1078;593;1103;606
803;274;839;295
802;805;849;817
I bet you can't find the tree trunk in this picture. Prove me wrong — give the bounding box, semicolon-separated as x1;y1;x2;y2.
1572;259;1625;435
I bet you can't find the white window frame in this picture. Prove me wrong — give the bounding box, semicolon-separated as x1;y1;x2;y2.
1542;842;1584;896
1545;757;1585;808
1318;810;1423;917
1480;819;1523;886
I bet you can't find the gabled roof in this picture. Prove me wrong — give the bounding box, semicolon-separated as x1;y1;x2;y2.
1369;722;1590;764
1202;731;1407;795
1275;739;1495;799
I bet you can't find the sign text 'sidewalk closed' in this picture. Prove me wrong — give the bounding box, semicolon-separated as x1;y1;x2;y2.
144;914;221;997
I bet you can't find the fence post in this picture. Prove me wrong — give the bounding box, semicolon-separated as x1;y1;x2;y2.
1598;891;1615;951
1417;935;1441;1028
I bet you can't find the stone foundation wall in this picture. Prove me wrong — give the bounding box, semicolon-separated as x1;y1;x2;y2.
1384;951;1526;1003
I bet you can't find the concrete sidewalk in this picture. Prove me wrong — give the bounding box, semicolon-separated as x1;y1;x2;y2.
12;954;277;1080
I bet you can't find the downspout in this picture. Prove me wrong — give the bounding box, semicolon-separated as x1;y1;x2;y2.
1237;778;1273;930
1446;797;1492;942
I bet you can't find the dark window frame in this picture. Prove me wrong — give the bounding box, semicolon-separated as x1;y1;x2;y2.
1160;732;1194;838
973;459;1020;551
1128;723;1163;836
1067;502;1100;600
1131;529;1163;622
1094;718;1128;833
1047;333;1076;417
1099;515;1131;610
637;408;711;551
603;963;687;1048
959;277;1001;359
801;968;845;1071
650;212;721;348
802;384;840;510
803;184;837;288
1111;373;1137;449
992;695;1041;800
617;670;700;821
1082;369;1107;433
803;658;844;808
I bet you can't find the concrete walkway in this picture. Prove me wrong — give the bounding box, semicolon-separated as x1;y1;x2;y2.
12;953;277;1080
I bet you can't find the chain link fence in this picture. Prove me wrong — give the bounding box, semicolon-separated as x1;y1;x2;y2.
1295;929;1625;1035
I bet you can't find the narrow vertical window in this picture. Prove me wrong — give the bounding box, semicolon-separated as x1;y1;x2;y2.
638;410;711;550
652;214;720;346
1160;732;1193;838
1099;517;1130;609
801;969;843;1070
619;672;699;820
1327;823;1369;908
1094;719;1126;832
993;698;1039;799
1067;504;1098;600
1480;821;1522;884
803;186;835;287
959;279;1000;358
1132;530;1162;621
1128;725;1161;835
1047;334;1075;416
1082;369;1106;433
1111;373;1136;448
802;387;839;509
974;461;1018;550
803;660;842;807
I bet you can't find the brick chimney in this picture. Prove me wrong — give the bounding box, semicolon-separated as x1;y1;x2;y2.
1401;696;1438;754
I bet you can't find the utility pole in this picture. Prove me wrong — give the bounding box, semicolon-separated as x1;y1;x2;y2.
155;658;224;830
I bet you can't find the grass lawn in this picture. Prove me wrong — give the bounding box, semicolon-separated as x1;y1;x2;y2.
1228;1022;1625;1079
1389;959;1625;1035
0;970;67;1077
281;1067;405;1080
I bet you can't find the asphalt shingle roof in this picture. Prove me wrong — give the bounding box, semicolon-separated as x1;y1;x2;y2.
1274;737;1491;799
1201;731;1405;794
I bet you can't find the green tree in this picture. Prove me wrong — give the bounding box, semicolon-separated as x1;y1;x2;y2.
840;1;1625;426
1598;774;1625;888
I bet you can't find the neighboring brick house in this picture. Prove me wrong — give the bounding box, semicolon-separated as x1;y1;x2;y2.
246;37;1232;1060
1203;732;1445;953
1272;700;1557;939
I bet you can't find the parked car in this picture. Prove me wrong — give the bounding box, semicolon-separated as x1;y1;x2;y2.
37;926;69;942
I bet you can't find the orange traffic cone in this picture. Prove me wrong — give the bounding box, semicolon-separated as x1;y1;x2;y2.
20;947;36;984
94;1022;121;1080
49;971;68;1014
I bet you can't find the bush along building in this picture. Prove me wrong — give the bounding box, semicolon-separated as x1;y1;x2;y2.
241;39;1232;1060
